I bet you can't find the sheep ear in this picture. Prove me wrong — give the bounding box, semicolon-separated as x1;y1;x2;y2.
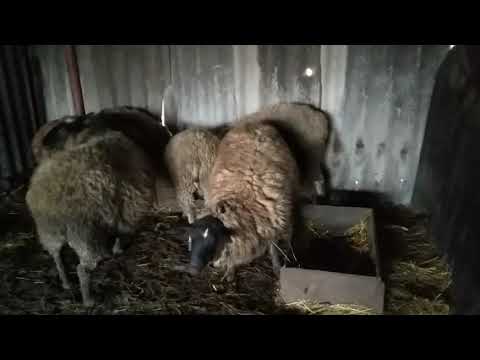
203;228;209;238
217;201;226;214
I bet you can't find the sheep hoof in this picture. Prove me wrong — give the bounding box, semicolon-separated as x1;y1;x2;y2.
113;248;123;256
112;238;123;255
222;271;236;283
174;264;200;276
62;282;71;291
83;297;95;308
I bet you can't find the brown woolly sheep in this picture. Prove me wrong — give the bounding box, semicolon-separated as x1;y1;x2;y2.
30;116;77;164
38;106;172;174
176;122;300;282
236;102;330;201
26;128;174;307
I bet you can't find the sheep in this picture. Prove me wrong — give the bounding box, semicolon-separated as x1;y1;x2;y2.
164;127;221;224
26;126;175;307
92;106;174;162
38;106;173;175
236;102;330;202
175;121;300;282
30;116;78;164
39;107;180;215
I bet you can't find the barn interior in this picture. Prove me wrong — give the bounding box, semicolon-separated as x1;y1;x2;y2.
0;44;475;315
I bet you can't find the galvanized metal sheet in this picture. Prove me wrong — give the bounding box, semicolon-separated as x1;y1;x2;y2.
75;45;171;115
32;44;449;205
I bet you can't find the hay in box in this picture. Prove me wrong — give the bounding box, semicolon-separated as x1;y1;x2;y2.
279;205;385;313
0;187;452;315
290;219;376;277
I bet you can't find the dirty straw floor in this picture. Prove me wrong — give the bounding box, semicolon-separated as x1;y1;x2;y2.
0;187;452;315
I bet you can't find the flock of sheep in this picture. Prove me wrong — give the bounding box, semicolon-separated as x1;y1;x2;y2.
25;102;330;307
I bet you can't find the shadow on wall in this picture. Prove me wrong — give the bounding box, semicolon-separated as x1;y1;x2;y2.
28;50;48;131
411;45;480;314
0;47;48;194
292;102;335;199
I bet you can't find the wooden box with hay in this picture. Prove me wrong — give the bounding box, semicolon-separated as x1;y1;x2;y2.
280;205;385;314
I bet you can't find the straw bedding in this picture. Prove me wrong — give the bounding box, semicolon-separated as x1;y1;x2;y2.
0;186;451;315
287;208;451;315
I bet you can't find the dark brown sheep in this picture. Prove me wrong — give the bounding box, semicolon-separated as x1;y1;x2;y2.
26;125;176;307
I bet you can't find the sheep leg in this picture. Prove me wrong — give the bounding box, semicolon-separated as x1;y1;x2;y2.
68;224;106;307
286;238;297;265
280;219;297;265
186;198;199;224
269;243;281;276
196;207;211;220
173;264;188;272
51;249;71;290
314;179;326;198
222;267;236;283
178;189;197;224
187;211;196;225
112;237;123;255
37;227;70;290
77;260;98;307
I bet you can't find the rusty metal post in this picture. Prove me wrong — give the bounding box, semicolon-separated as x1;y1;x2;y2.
64;45;85;115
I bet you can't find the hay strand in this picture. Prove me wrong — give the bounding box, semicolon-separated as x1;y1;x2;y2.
0;194;452;315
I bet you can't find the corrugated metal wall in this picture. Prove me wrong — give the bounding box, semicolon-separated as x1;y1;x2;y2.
322;45;449;204
32;45;75;121
0;45;46;192
34;45;449;205
75;45;171;114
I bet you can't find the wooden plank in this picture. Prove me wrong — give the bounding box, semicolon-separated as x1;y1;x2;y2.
300;204;372;233
280;268;385;313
